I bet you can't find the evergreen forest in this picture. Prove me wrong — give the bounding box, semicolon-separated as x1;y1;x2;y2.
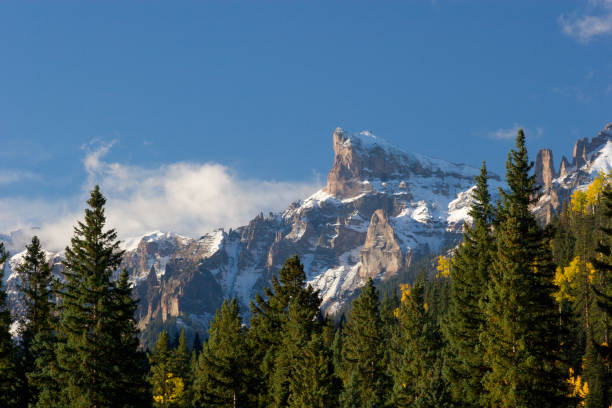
0;130;611;407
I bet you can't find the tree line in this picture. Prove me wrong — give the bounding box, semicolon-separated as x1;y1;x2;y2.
0;130;610;407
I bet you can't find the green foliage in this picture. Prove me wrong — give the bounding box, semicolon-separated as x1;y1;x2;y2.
150;331;185;408
391;276;452;407
11;132;612;408
0;243;22;407
444;161;494;407
247;254;321;407
342;278;389;406
481;130;570;407
54;185;150;408
193;299;251;407
589;184;612;405
15;235;57;407
287;331;341;408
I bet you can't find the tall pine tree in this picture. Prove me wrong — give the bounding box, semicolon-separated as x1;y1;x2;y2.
247;255;320;407
0;242;21;407
193;299;250;407
391;275;452;408
444;162;494;407
54;185;150;407
171;328;192;408
150;330;183;408
590;184;612;406
481;130;570;407
15;235;56;407
342;278;389;407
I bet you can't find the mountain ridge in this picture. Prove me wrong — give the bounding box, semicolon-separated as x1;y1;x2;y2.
4;124;611;341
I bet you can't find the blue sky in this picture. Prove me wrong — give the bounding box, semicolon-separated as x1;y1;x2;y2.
1;1;612;249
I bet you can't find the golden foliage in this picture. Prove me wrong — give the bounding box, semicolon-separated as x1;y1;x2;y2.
153;373;185;407
436;255;451;278
553;256;595;303
571;190;588;215
571;171;610;215
567;367;588;406
394;283;412;318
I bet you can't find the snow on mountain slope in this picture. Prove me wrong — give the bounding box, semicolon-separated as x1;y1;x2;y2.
2;127;500;335
535;123;612;222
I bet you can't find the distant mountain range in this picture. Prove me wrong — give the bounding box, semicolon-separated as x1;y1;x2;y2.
3;124;612;341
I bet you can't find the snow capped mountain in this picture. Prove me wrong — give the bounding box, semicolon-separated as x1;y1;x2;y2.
535;122;612;222
1;248;63;319
2;127;501;335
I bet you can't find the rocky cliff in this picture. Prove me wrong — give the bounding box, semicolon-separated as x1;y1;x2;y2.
2;127;504;337
535;122;612;223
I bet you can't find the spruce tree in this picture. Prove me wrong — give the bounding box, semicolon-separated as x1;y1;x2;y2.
171;328;191;408
339;371;362;408
583;329;609;407
590;184;612;406
287;331;341;408
247;255;321;407
331;327;344;376
342;278;389;407
54;185;150;407
191;332;202;357
481;130;570;407
193;299;250;407
15;236;56;407
108;270;151;407
150;330;183;408
0;242;21;407
270;278;323;407
391;276;452;408
444;162;494;407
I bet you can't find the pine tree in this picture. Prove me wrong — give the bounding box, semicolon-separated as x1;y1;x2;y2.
15;236;56;407
342;278;389;407
191;332;202;357
590;184;612;406
339;371;362;408
287;331;341;408
444;161;494;407
54;185;150;407
171;329;191;408
150;330;183;408
0;243;21;407
193;299;250;407
391;276;452;408
270;278;323;407
331;327;344;376
481;130;570;407
247;255;321;407
108;270;151;407
583;329;609;408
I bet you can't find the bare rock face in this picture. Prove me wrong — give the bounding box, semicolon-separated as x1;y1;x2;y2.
559;156;570;179
324;128;363;198
359;209;403;280
2;126;502;342
535;149;556;189
573;138;589;170
535;122;612;223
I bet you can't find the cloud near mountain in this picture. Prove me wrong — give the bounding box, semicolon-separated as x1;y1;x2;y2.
0;140;322;252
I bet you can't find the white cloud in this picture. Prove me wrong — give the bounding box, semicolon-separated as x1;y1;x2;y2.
1;142;323;252
487;124;543;140
560;1;612;43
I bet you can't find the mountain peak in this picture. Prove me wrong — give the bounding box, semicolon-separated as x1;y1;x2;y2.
325;128;481;199
333;127;395;153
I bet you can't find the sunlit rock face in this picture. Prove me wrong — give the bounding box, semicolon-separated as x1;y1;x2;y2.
3;127;505;334
534;123;612;224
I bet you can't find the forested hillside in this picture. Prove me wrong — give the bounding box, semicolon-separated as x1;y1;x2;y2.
0;130;610;407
